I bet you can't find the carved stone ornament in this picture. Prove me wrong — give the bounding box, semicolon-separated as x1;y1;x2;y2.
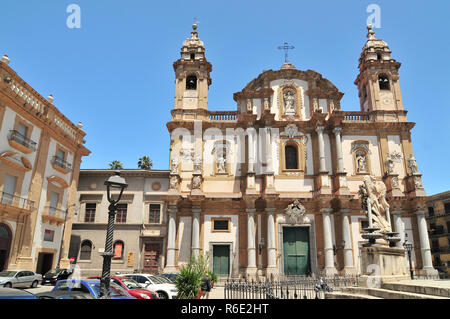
170;176;178;189
180;148;194;162
285;200;310;224
350;143;371;154
194;156;202;172
280;124;307;143
283;89;297;115
170;157;179;174
414;176;423;189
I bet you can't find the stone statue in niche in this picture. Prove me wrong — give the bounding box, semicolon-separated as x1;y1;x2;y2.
359;176;391;234
283;89;296;115
407;154;419;174
192;175;201;189
217;154;226;174
356;152;367;173
386;157;394;174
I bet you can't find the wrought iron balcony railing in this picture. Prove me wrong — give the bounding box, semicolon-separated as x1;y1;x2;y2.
51;156;72;172
8;130;37;151
0;191;34;210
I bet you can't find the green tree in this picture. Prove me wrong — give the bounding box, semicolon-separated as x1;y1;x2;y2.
137;156;153;170
108;160;123;170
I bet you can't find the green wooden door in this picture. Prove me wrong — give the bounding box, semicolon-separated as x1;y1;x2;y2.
283;227;310;275
213;245;230;275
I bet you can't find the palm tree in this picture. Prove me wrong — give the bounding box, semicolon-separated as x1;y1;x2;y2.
109;160;124;170
138;156;153;170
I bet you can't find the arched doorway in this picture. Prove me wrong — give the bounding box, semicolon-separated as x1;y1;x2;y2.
0;223;12;271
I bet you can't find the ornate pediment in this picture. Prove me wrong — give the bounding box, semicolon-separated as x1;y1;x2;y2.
285;200;310;224
280;124;307;142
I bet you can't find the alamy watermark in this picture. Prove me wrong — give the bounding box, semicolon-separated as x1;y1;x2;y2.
66;4;81;29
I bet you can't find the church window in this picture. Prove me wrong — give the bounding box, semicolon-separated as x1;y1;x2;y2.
190;53;195;60
186;75;197;90
377;53;382;60
212;219;230;232
80;240;92;260
378;75;390;90
285;145;298;169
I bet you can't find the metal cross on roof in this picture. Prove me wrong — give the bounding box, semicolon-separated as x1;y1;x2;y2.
278;42;295;63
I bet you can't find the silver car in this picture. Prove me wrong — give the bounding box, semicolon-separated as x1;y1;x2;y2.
0;270;43;288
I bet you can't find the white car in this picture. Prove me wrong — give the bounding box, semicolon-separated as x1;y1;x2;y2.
0;270;43;288
122;274;178;299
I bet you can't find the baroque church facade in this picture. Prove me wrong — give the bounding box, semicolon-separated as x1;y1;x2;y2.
162;23;435;279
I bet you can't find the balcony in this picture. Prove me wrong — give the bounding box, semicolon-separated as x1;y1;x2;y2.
209;111;237;121
51;156;72;174
8;130;37;154
41;206;66;226
0;191;35;216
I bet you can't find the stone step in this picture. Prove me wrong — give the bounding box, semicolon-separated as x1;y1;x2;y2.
341;287;448;299
382;281;450;298
325;292;381;299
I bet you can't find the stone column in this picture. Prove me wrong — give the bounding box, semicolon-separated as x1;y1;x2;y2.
321;208;337;275
248;127;255;173
266;208;278;277
266;127;272;172
333;127;344;173
191;208;201;260
316;126;327;173
341;209;355;273
322;208;337;275
391;210;405;248
246;208;257;277
164;206;178;273
415;210;437;275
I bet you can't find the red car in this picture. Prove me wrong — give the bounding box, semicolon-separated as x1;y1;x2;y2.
87;276;158;299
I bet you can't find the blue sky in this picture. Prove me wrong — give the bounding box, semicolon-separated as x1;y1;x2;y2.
0;0;449;195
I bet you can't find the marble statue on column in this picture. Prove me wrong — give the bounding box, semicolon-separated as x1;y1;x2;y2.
359;176;391;234
192;175;201;189
407;154;419;174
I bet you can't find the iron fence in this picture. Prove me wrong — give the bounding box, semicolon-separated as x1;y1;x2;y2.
224;275;359;299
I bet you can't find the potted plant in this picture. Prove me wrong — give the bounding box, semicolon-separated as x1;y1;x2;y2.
174;258;203;299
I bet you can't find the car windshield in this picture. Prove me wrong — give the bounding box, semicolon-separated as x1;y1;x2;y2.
149;276;165;284
119;278;140;289
45;269;60;276
155;276;172;283
90;282;130;297
0;271;17;277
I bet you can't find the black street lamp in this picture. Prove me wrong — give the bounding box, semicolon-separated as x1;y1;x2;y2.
99;171;127;298
403;238;414;280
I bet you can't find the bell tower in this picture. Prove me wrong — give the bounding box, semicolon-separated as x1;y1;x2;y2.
355;25;404;112
172;23;212;120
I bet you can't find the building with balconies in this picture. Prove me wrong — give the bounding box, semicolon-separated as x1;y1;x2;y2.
0;54;90;274
426;191;450;276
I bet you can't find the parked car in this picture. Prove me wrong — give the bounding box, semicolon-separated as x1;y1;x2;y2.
0;270;42;288
121;273;178;299
0;287;38;299
87;276;159;299
36;291;95;299
160;273;180;283
41;268;72;286
53;279;136;299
